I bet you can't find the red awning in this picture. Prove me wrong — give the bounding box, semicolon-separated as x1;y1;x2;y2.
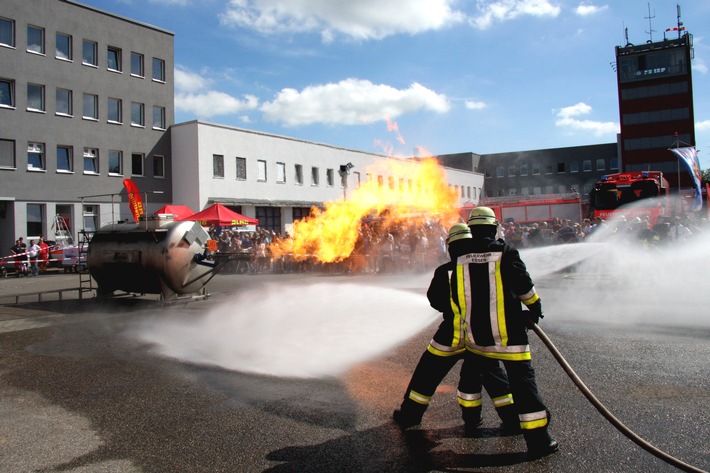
185;203;259;226
154;205;196;221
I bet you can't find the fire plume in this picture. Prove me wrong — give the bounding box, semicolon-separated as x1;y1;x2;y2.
270;157;460;263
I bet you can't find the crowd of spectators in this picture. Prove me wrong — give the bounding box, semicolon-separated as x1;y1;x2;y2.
210;210;707;275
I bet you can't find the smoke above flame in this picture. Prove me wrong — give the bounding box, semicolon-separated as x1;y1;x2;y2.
270;156;460;263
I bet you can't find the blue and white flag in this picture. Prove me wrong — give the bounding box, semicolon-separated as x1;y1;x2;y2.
670;146;703;211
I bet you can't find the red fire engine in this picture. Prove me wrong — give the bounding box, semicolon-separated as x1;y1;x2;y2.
462;193;583;224
589;171;670;225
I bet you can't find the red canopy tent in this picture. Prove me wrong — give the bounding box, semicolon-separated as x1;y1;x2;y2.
154;205;195;221
186;203;258;226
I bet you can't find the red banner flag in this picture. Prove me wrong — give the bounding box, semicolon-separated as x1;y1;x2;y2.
123;179;144;222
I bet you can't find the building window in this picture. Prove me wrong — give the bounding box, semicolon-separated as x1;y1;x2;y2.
377;175;384;187
546;185;554;194
311;166;319;186
532;163;540;175
56;88;72;116
107;46;121;72
83;93;98;120
257;159;267;182
327;168;334;186
544;164;553;174
56;145;73;172
131;102;144;126
509;188;517;196
520;187;528;195
130;52;144;77
27;203;45;237
27;25;44;54
610;158;619;171
520;163;528;176
533;186;541;195
294;164;303;185
583;160;592;172
109;150;122;175
255;206;281;234
508;165;515;177
131;153;144;176
596;159;605;171
354;171;361;188
0;17;15;48
0;139;15;168
557;162;565;173
496;166;504;178
212;154;224;178
27;142;45;171
82;39;97;66
55;32;72;60
152;106;165;129
152;57;165;82
27;83;45;111
107;97;122;123
276;162;286;183
153;155;165;178
0;78;14;107
461;185;465;197
236;157;246;180
83;205;98;236
570;161;579;173
83;148;98;174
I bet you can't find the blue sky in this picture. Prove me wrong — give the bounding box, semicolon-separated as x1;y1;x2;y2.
83;0;710;169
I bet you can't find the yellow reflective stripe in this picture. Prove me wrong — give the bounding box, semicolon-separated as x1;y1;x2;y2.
492;393;514;407
520;289;539;305
519;410;548;430
494;261;508;346
408;390;431;405
427;343;466;357
450;266;466;347
457;390;483;407
466;346;532;361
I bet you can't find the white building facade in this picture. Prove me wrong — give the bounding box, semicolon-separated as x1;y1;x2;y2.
171;121;484;234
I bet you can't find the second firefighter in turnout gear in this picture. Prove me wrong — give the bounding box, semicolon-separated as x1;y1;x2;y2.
393;223;519;434
432;208;558;458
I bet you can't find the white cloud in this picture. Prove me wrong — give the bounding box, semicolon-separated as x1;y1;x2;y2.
555;102;618;136
260;78;450;126
176;91;259;118
574;3;608;16
465;100;487;110
220;0;465;41
173;66;259;118
692;59;708;75
696;120;710;132
175;66;212;92
471;0;561;30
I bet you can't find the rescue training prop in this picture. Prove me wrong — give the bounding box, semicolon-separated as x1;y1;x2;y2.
87;215;224;301
530;323;706;473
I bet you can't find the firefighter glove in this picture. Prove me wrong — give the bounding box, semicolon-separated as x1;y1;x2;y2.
526;300;543;327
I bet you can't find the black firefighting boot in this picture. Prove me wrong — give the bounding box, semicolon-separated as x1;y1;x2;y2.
523;427;559;459
496;404;522;434
392;399;426;430
460;405;483;437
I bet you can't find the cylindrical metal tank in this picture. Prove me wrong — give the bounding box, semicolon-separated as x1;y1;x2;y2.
87;217;217;299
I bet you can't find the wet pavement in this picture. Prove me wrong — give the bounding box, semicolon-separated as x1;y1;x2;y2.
0;270;708;472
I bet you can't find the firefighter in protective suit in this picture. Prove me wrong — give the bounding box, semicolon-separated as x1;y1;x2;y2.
434;207;558;458
393;223;519;434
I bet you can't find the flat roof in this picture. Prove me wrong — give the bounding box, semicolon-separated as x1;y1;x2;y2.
63;0;175;36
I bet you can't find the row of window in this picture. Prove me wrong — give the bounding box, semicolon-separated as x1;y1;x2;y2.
0;138;165;178
624;132;692;152
24;204;99;240
0;78;167;129
0;17;166;81
491;182;594;198
622;107;690;126
211;154;474;198
493;158;618;178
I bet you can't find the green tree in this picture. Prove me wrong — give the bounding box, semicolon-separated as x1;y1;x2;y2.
703;168;710;184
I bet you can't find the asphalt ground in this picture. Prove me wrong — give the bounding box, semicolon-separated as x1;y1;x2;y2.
0;269;708;473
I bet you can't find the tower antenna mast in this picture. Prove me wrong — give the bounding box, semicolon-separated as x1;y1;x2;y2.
645;2;656;43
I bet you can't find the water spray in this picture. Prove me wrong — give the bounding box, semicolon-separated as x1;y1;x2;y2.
531;323;707;473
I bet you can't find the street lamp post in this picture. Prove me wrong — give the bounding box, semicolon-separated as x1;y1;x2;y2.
338;162;354;200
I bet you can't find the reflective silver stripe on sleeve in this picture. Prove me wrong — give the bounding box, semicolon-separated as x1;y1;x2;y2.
519;410;548;422
457;390;482;401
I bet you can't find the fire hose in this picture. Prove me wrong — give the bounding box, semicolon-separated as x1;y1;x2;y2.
530;323;707;473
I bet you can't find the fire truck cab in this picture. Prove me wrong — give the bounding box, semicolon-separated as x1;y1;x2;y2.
589;171;670;225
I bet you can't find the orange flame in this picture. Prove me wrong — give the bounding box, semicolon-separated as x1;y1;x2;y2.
270;157;460;263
